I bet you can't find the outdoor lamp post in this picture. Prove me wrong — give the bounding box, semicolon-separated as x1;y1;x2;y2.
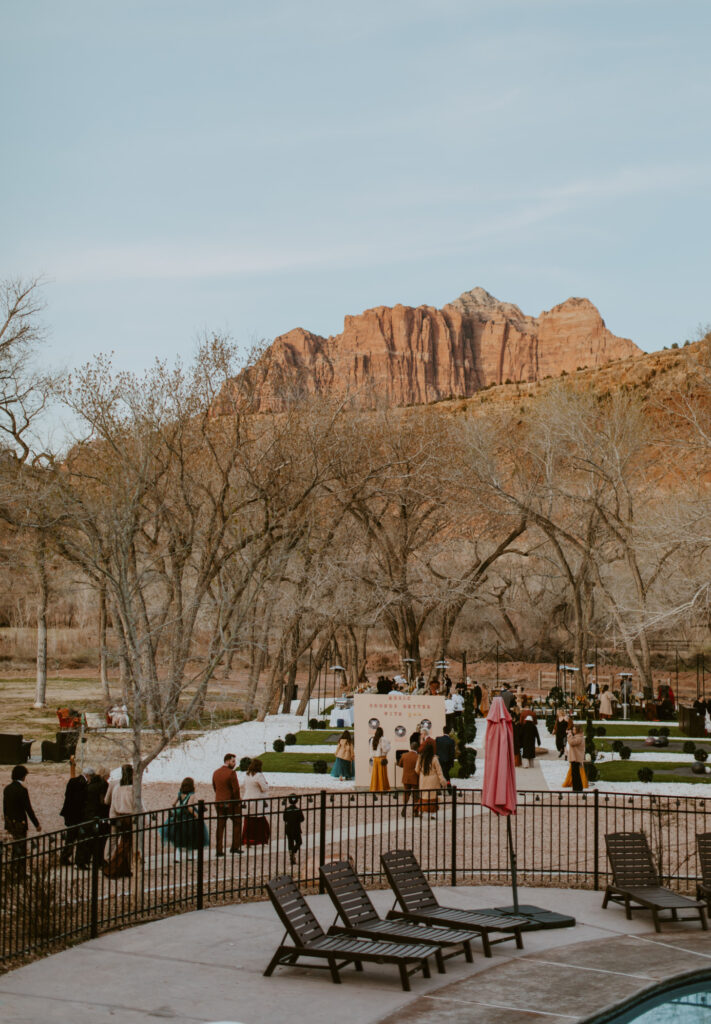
617;672;633;720
435;659;448;682
330;665;345;700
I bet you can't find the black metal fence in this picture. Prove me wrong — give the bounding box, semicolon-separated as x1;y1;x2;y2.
2;788;710;968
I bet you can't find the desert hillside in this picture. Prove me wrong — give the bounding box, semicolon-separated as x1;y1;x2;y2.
241;286;641;410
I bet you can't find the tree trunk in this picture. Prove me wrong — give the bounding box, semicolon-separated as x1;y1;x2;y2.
99;583;111;703
33;535;48;708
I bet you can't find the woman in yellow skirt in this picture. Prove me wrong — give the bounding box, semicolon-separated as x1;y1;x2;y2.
562;723;588;791
369;727;391;791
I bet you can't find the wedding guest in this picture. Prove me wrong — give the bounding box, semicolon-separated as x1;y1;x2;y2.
242;758;271;845
414;744;446;816
331;730;354;781
212;753;242;856
368;727;391;792
3;765;40;880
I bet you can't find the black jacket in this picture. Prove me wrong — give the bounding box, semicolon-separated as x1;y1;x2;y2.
61;775;89;825
435;735;456;770
85;776;109;819
521;720;541;760
3;780;39;828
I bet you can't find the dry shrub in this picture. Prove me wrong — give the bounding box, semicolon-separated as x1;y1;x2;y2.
0;847;85;956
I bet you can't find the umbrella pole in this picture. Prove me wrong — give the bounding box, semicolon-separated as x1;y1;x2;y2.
507;816;519;913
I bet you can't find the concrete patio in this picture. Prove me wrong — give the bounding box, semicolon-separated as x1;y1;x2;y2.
0;883;709;1024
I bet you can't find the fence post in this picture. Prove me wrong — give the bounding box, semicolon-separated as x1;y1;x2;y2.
318;790;327;893
593;789;600;891
90;820;101;939
196;801;205;911
450;786;457;887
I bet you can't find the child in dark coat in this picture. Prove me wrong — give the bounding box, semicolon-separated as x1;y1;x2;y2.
282;794;304;866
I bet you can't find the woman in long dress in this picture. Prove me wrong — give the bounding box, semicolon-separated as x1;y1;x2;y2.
160;777;208;859
103;764;134;878
414;744;446;815
562;724;588;791
241;758;271;845
554;709;568;758
599;686;614;720
369;727;391;792
330;730;354;780
521;717;541;769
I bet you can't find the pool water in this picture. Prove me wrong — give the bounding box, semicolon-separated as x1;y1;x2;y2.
584;971;711;1024
630;990;711;1022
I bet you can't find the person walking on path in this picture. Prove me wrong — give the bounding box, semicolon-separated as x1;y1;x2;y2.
241;758;271;845
511;709;523;767
3;765;41;880
78;766;110;867
368;727;391;792
520;716;541;769
479;683;490;716
500;683;514;712
435;725;456;782
397;742;419;816
282;794;304;865
414;744;446;816
160;777;208;860
212;753;242;856
562;724;587;792
519;703;537;725
103;764;134;878
554;709;568;759
599;685;615;720
60;759;91;865
330;730;354;780
472;681;482;715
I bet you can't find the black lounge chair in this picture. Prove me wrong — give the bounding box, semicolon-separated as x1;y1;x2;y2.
264;874;443;990
697;833;711;906
380;849;525;957
603;832;708;932
0;734;32;764
320;860;474;964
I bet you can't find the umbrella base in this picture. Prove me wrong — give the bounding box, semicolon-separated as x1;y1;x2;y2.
485;904;576;931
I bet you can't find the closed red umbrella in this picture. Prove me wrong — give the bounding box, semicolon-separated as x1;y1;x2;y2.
482;696;517;817
482;696;519;910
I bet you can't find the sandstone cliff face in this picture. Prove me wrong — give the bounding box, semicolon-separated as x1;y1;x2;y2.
245;287;641;410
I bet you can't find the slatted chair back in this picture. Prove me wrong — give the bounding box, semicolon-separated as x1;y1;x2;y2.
266;875;326;946
605;832;660;887
320;861;381;927
381;849;438;913
697;833;711;890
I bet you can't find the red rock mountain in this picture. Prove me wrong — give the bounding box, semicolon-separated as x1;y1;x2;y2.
243;288;641;410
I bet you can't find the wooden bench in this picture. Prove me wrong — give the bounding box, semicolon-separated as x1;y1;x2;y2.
603;831;708;932
320;860;474;964
264;874;443;990
381;848;526;957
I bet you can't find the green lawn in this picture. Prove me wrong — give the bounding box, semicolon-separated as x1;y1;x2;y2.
595;738;708;754
596;760;711;785
293;730;341;745
257;751;336;773
587;723;683;738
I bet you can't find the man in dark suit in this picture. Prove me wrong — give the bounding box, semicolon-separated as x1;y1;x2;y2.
3;765;41;880
472;681;482;714
60;764;90;865
435;725;456;783
212;753;242;856
501;683;515;711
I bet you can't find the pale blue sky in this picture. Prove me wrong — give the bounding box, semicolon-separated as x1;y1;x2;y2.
2;0;710;372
